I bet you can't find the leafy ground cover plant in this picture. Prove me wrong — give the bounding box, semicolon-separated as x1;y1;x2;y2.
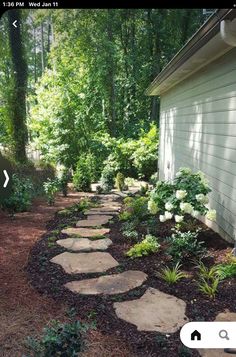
1;174;34;214
148;167;216;224
195;261;219;299
119;196;149;222
158;262;187;284
43;178;60;205
166;229;206;263
25;319;89;356
215;263;236;280
126;234;160;258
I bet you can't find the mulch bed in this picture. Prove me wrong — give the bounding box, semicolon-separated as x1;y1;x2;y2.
26;196;236;357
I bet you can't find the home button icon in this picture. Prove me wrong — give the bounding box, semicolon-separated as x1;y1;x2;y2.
191;330;201;341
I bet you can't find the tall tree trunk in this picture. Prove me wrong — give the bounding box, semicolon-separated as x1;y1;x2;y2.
106;9;116;136
7;9;28;163
40;22;45;73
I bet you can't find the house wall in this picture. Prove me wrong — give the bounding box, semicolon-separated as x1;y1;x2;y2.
159;47;236;243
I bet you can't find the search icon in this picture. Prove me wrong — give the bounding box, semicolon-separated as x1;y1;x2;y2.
219;330;230;340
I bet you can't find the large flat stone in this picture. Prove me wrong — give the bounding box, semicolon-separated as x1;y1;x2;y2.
56;238;112;252
114;287;188;333
76;216;112;227
198;310;236;357
50;252;119;274
86;214;113;221
89;206;120;213
61;227;110;238
84;210;119;216
65;270;147;295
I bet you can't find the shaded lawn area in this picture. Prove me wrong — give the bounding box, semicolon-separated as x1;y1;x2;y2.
0;192;132;357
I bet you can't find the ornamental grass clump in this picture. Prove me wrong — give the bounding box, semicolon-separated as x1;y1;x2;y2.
147;167;216;224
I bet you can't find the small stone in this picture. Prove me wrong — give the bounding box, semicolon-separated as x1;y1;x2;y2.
114;287;188;333
50;252;119;274
84;210;119;216
56;237;112;251
65;270;147;295
61;227;110;238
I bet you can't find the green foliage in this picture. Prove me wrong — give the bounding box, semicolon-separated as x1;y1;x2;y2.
73;156;91;192
96;185;103;194
148;168;216;224
166;229;206;263
1;174;33;214
126;234;160;258
115;172;125;191
215;263;236;280
59;170;70;197
25;319;89;356
198;278;219;299
196;261;219;299
158;262;187;284
100;163;115;193
120;196;149;222
43;178;59;206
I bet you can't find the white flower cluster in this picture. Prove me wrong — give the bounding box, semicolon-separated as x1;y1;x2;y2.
206;209;216;221
180;202;193;214
195;193;209;204
176;190;187;200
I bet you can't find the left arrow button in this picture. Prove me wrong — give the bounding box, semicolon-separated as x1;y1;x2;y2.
3;170;9;188
13;20;18;28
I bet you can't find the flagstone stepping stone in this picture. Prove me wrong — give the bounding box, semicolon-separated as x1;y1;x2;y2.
61;227;110;238
50;252;119;274
76;216;112;227
65;270;147;295
86;214;113;222
89;206;120;213
198;310;236;357
84;209;119;216
114;287;188;333
56;237;112;252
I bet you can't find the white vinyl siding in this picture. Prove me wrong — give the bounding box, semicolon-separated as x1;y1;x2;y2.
159;47;236;242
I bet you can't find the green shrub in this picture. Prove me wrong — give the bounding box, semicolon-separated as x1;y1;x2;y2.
100;165;115;193
158;262;187;284
126;234;160;258
73;157;91;192
166;229;206;263
43;178;59;205
120;196;149;222
59;170;70;197
1;174;33;214
148;168;216;224
96;185;103;194
115;172;125;191
25;320;89;356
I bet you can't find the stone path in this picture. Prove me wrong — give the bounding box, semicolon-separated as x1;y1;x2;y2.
56;237;112;252
65;270;147;295
49;191;232;349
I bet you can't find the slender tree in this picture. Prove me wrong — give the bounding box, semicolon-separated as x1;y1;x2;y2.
7;9;28;163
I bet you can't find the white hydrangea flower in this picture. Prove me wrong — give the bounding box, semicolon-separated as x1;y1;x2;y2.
148;200;158;214
176;171;182;177
159;214;166;222
206;209;216;221
179;167;192;175
196;193;209;204
197;170;209;188
176;190;187;200
165;202;173;211
192;210;200;218
156;181;162;188
174;215;184;223
180;202;193;214
164;211;173;220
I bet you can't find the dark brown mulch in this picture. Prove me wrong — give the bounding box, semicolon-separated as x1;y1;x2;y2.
26;198;236;357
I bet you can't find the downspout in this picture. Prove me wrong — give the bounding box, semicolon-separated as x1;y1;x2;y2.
220;17;236;257
220;18;236;46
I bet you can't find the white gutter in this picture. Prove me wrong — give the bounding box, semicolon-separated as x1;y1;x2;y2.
220;18;236;46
